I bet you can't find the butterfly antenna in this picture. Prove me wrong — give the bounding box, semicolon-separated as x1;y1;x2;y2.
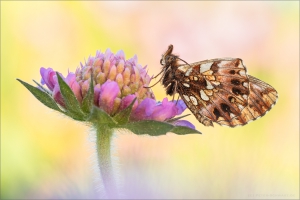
144;71;166;88
177;57;191;67
153;68;165;79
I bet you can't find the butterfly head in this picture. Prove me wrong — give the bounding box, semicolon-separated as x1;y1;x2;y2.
160;44;177;68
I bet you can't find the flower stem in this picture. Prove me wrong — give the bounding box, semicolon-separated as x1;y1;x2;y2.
95;124;118;198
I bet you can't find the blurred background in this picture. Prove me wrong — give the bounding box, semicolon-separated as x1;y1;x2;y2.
1;1;299;199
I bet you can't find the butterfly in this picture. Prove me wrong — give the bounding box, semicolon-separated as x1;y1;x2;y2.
152;44;278;127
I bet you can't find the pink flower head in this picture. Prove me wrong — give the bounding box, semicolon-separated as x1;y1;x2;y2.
38;48;194;129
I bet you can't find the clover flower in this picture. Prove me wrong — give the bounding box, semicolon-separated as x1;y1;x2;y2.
18;48;200;199
38;49;195;129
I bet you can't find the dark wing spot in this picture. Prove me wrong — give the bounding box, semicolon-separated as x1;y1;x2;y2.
255;99;260;104
229;70;235;74
234;59;240;67
221;103;231;113
211;61;220;73
213;108;221;120
231;79;240;85
232;87;241;95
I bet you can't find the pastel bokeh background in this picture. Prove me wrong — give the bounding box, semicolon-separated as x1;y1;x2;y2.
1;1;299;199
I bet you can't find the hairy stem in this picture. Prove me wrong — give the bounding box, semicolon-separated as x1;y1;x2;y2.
95;124;118;198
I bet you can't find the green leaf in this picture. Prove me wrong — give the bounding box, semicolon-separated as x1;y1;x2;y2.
170;126;201;135
81;78;94;114
17;79;64;113
113;98;137;125
56;72;86;120
89;106;117;126
120;120;200;136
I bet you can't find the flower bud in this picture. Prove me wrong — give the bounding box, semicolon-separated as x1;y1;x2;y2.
122;67;130;85
96;72;106;85
116;60;125;73
81;80;90;97
112;97;121;115
121;85;131;97
108;65;117;80
93;57;103;67
115;73;124;89
103;59;111;76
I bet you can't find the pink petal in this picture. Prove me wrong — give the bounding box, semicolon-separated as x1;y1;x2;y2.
98;81;120;114
120;94;138;111
40;67;57;91
65;73;82;103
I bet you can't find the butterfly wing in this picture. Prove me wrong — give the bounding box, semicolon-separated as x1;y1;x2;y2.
218;75;278;127
176;58;251;127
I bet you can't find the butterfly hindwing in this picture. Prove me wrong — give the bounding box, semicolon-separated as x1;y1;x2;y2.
217;75;278;127
176;58;251;127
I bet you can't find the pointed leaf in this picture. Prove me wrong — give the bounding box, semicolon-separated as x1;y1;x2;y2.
170;126;201;135
120;120;173;136
113;98;137;125
17;79;64;113
89;106;117;126
81;78;94;114
56;72;86;120
120;120;201;136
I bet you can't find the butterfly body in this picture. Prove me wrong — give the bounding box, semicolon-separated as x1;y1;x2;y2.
159;45;278;127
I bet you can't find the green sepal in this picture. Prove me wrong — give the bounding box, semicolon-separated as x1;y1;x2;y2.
17;79;64;113
119;120;200;136
56;72;86;121
89;106;117;127
81;78;94;114
113;98;137;125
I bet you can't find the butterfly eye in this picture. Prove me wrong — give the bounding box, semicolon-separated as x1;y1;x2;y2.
160;59;163;65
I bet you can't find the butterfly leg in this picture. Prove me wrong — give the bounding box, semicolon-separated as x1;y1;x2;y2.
172;81;178;101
